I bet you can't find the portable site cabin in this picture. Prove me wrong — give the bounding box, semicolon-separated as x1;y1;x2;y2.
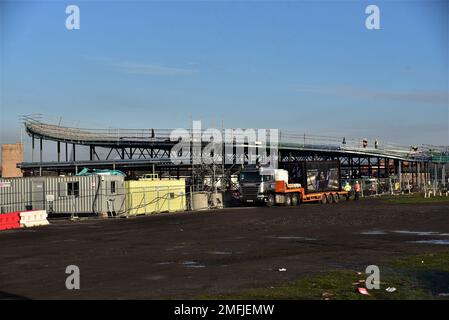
0;175;125;215
125;174;186;215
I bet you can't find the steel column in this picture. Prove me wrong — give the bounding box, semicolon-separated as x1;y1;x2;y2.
31;134;35;162
57;141;61;162
39;138;43;163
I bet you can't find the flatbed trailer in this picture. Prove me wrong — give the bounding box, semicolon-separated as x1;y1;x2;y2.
302;190;349;204
274;180;349;205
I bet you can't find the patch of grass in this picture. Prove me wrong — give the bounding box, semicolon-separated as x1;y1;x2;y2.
381;194;449;204
391;252;449;272
199;252;449;300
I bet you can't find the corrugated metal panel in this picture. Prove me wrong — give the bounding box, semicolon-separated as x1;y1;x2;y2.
0;178;31;213
0;176;125;214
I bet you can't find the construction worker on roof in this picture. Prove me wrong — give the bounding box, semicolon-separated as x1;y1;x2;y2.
354;181;361;200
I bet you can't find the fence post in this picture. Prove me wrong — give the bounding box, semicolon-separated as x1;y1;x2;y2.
156;187;160;213
189;185;193;211
143;187;147;214
441;164;446;187
434;163;438;192
417;162;421;191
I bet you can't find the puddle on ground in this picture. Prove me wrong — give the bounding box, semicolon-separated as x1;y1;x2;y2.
166;245;186;251
180;261;206;268
360;230;387;235
155;261;174;265
269;236;317;241
394;230;442;236
411;240;449;245
360;230;449;237
207;251;235;255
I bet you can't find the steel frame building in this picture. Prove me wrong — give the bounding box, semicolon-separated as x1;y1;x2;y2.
18;116;448;190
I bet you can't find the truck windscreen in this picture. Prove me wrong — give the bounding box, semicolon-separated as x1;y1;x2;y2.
240;172;262;183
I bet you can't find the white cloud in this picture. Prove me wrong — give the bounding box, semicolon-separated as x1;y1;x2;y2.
113;61;198;76
82;55;198;76
296;85;448;104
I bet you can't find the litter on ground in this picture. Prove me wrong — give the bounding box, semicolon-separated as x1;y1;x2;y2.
321;292;334;300
357;288;370;295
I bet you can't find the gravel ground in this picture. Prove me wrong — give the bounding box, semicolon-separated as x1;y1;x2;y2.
1;198;448;299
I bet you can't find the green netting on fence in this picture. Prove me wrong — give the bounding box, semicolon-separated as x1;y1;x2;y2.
431;154;449;163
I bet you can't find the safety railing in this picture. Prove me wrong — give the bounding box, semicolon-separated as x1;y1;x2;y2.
21;115;440;161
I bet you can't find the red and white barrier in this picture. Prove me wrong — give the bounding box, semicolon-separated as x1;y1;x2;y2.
0;212;21;231
1;210;50;231
19;210;49;228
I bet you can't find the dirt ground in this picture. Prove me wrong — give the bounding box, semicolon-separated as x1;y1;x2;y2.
1;198;449;299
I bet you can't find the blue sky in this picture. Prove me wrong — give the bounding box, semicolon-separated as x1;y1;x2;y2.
0;0;448;160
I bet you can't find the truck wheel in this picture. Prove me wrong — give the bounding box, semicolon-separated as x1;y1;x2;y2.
285;195;292;206
291;194;299;206
333;194;339;203
266;194;275;207
320;195;327;204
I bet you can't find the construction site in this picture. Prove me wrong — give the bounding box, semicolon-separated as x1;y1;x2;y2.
0;115;447;216
1;0;448;305
0;114;448;300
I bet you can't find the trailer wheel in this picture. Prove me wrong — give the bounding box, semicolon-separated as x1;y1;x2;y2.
333;194;339;203
320;195;328;204
266;194;275;207
291;194;299;206
284;194;292;206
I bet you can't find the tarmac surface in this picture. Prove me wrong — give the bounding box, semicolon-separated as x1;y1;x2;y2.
1;198;449;299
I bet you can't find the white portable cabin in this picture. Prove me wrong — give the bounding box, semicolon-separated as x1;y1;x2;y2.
0;175;125;215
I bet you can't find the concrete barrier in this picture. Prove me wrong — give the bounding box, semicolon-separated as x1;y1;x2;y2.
210;192;224;209
191;192;209;211
20;210;50;228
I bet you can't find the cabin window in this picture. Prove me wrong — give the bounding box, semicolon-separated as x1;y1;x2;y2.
67;182;79;197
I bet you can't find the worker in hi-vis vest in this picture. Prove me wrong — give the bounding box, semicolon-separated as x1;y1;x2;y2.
354;181;361;200
343;181;352;200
